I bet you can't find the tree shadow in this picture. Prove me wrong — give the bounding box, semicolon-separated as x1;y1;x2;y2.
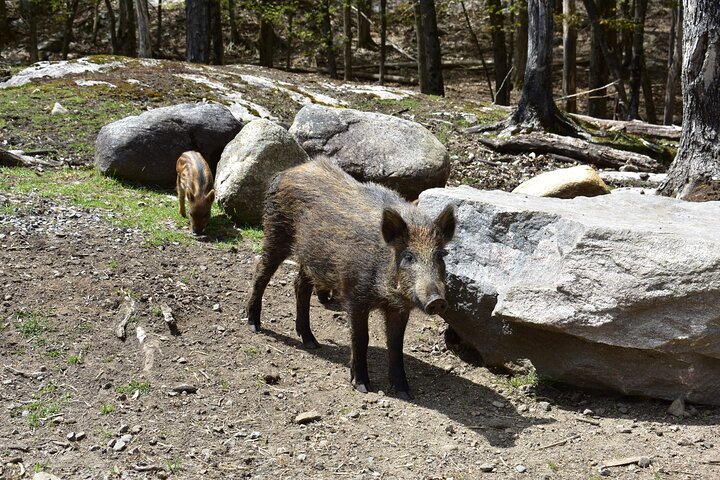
261;328;554;448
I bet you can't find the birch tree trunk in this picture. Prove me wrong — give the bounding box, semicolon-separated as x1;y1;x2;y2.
562;0;577;113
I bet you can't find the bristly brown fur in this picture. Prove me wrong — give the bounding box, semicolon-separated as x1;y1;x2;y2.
246;159;455;399
176;151;215;235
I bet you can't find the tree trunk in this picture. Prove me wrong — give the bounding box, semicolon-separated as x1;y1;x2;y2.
19;0;39;63
663;3;682;125
582;0;628;117
460;0;494;101
509;0;576;135
321;0;338;78
414;1;428;91
62;0;80;59
258;18;274;67
657;0;720;200
104;0;119;54
343;0;352;80
209;0;222;64
379;0;387;84
186;0;210;63
419;0;444;95
286;11;294;70
587;0;609;117
488;0;510;105
641;54;657;124
134;0;152;58
357;0;373;49
619;0;632;70
0;0;9;52
155;0;162;52
513;0;528;91
118;0;137;57
562;0;577;112
228;0;240;45
91;0;100;45
627;0;647;120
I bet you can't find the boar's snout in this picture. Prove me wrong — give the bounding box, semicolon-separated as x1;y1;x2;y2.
424;294;448;316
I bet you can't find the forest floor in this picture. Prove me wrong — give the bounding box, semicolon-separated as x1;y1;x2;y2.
1;59;717;480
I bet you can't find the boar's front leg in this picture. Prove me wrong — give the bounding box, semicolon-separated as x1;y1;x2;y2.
177;177;187;218
385;308;412;400
295;268;320;349
349;306;372;394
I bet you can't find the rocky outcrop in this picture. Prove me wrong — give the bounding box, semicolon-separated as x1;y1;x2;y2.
95;103;242;186
513;165;610;198
289;105;449;200
215;119;309;225
419;186;720;405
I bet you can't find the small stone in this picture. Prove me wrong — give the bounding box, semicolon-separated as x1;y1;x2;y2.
491;400;505;409
667;398;685;417
598;468;611;477
276;447;290;455
119;424;129;434
248;431;261;440
177;357;188;364
75;431;86;441
33;473;63;480
172;384;197;394
295;410;321;425
583;408;594;416
50;102;69;115
637;457;652;468
318;440;329;449
113;439;127;451
445;425;455;435
518;404;529;413
67;431;76;441
669;425;679;432
297;453;307;462
120;434;133;443
618;406;629;414
479;463;495;473
677;438;693;446
263;373;280;385
537;401;551;412
346;411;360;419
440;444;458;454
212;303;221;312
131;425;142;434
515;464;526;473
616;425;632;434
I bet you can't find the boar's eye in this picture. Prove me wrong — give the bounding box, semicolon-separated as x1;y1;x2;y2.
400;250;415;266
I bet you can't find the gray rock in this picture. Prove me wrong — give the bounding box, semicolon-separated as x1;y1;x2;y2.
515;464;527;473
294;410;322;425
479;463;495;472
113;438;127;451
33;473;63;480
95;103;242;187
289;105;449;200
215;119;308;225
667;398;685;417
537;401;551;412
637;457;652;468
418;187;720;406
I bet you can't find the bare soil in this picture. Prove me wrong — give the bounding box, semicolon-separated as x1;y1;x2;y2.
2;187;719;480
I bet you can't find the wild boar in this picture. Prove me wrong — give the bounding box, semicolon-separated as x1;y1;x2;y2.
176;151;214;235
247;160;455;399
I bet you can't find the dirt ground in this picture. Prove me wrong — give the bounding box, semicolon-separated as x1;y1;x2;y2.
2;186;720;480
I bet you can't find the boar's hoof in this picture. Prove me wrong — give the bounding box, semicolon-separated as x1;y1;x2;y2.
248;322;261;333
396;390;414;401
353;382;371;394
302;337;321;349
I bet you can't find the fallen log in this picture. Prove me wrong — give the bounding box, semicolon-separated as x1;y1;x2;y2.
475;132;664;172
0;148;63;168
569;113;681;140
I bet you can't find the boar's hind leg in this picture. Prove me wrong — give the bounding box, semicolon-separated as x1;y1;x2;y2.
349;307;372;394
385;309;412;400
246;229;292;333
295;269;320;349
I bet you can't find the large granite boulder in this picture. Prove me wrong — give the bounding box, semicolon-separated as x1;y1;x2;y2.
419;186;720;405
513;165;610;198
95;103;242;186
289;104;449;200
215;119;309;225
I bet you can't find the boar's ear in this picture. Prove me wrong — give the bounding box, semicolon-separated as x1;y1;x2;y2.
382;208;409;246
207;189;215;203
435;205;456;244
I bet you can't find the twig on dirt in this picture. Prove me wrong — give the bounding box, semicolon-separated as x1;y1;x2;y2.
6;445;30;452
538;434;580;450
133;464;163;472
576;417;601;426
265;343;287;355
94;370;105;380
198;369;210;380
115;296;136;340
600;456;650;469
4;365;47;378
702;459;720;465
18;463;25;477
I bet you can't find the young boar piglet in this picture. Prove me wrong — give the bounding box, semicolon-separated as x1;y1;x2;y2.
176;151;215;235
247;160;455;399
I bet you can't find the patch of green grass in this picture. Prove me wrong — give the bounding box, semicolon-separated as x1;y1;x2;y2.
108;259;118;269
151;305;163;317
15;311;52;346
11;381;69;428
240;226;264;253
546;460;560;473
241;346;259;355
100;403;115;415
506;369;539;392
67;355;83;365
46;349;62;358
166;456;183;475
115;379;151;396
220;379;230;391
